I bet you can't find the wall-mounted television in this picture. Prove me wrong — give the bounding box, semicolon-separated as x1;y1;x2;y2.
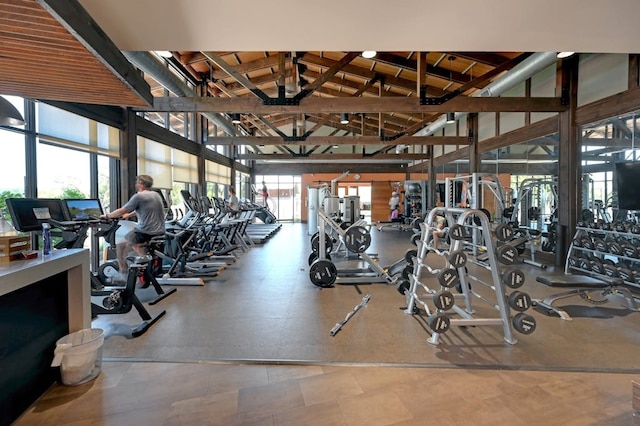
6;198;67;232
615;162;640;210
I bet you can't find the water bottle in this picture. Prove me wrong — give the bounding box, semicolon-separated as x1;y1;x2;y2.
42;222;51;255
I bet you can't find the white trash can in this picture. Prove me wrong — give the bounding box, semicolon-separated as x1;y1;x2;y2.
51;328;105;386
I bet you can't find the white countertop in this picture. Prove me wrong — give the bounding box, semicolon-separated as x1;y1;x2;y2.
0;248;89;296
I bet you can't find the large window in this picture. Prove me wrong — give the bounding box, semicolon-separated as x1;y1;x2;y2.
256;175;301;222
0;128;26;220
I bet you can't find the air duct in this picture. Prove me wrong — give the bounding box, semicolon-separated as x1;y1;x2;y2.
414;52;559;137
123;51;237;136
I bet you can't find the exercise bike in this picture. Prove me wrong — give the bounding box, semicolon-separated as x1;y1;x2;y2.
91;257;166;337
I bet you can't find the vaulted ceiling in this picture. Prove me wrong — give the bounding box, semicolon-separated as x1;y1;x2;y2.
1;0;638;172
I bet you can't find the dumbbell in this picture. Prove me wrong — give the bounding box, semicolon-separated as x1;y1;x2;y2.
508;291;532;312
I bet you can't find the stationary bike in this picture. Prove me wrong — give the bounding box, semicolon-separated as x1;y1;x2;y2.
91;257;166;337
95;224;176;305
48;217;168;337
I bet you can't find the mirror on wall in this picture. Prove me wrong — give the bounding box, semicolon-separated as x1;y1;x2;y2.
580;110;639;223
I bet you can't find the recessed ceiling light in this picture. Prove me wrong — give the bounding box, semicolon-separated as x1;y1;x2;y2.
362;51;377;59
557;52;575;59
155;51;172;58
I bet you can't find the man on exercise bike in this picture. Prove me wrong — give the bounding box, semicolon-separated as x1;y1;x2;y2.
103;174;165;282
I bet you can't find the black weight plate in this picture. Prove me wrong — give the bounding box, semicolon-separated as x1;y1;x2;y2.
621;243;638;258
433;291;455;311
410;233;421;246
617;267;633;282
609;242;622;255
603;264;619;277
449;224;466;240
495;223;514;242
473;208;491;226
594;238;608;252
448;250;468;268
427;313;451;333
512;313;537;334
311;233;333;254
508;291;532;312
396;279;410;295
590;259;604;275
496;244;518;265
578;258;592;271
568;256;579;268
404;249;418;264
582;239;594;250
308;252;331;266
309;259;338;288
502;269;525;289
401;265;413;280
344;225;372;253
438;268;459;288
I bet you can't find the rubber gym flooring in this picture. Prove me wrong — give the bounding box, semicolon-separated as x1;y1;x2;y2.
93;223;640;372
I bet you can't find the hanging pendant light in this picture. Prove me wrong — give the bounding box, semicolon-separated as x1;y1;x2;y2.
0;96;25;126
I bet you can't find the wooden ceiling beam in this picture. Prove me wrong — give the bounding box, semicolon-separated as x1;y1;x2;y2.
237;153;426;160
143;95;567;114
207;135;467;146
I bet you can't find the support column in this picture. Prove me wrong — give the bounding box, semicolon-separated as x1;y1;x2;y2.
467;113;479;173
121;108;138;202
556;56;579;266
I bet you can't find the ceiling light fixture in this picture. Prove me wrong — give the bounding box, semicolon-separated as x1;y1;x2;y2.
557;52;575;59
362;51;377;59
155;51;173;58
446;112;456;124
231;113;241;124
340;113;349;124
0;96;25;126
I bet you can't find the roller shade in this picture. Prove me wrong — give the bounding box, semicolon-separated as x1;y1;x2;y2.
137;136;172;189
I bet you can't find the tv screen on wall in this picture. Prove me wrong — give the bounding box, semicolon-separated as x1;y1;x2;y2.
615;162;640;210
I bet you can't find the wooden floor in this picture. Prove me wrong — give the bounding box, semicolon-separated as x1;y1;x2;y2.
14;223;640;425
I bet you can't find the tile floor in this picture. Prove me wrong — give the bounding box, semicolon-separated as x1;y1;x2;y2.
14;223;640;425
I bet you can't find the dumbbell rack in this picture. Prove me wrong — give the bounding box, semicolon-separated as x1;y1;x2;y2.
566;226;640;289
402;207;536;346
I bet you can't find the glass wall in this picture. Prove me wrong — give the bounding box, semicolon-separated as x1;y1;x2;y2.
580;110;639;222
255;175;301;222
0;128;26;221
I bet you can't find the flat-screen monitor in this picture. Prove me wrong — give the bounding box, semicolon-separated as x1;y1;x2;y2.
615;162;640;210
64;199;104;221
6;198;67;232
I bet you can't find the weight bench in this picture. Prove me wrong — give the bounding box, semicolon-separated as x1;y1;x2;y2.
534;275;639;320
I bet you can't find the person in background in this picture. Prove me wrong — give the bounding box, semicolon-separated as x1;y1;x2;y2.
103;174;165;281
261;181;269;208
388;191;400;217
391;205;400;220
432;215;447;249
227;187;240;217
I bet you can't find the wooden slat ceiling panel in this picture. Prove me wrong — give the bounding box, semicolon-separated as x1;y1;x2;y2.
0;0;150;107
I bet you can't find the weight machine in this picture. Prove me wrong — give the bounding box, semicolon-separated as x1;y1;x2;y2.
308;209;400;287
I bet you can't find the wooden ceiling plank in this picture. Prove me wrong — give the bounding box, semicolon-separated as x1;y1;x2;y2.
34;0;153;106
